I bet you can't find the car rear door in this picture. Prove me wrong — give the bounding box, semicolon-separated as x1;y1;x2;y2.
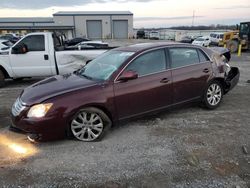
168;47;212;104
113;48;173;120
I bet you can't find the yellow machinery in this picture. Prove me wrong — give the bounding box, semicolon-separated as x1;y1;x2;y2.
221;22;250;53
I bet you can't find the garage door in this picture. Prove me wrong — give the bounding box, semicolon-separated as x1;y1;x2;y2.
87;20;102;39
113;20;128;39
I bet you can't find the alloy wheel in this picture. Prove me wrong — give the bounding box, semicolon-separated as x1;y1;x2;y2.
206;83;222;106
71;111;104;141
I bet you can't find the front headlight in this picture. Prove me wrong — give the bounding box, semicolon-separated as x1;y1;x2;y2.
27;103;53;118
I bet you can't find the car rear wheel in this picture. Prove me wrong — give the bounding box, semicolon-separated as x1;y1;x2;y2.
203;81;223;109
70;107;111;142
0;69;5;88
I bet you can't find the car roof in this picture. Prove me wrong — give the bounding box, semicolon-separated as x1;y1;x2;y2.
114;42;198;52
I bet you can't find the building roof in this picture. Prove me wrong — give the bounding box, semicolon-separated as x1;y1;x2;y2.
54;11;133;16
0;25;74;30
0;17;54;23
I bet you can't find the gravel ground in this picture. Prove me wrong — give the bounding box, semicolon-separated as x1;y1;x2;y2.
0;50;249;188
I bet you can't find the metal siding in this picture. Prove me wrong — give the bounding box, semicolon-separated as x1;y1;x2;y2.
113;20;128;39
86;20;102;39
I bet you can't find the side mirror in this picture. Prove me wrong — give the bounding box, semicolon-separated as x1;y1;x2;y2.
12;43;28;54
118;70;138;82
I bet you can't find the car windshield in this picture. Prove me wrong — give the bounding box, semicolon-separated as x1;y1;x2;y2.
78;50;134;80
195;38;205;41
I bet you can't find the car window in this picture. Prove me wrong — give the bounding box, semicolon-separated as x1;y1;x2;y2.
125;49;166;76
79;50;134;80
198;50;209;62
19;35;45;51
169;48;199;68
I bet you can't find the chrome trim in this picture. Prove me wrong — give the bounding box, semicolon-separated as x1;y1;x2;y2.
170;61;211;71
114;45;213;84
12;98;27;116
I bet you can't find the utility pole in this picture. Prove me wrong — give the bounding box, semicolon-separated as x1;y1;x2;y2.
192;10;195;27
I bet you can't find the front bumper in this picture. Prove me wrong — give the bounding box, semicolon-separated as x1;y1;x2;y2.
224;67;240;93
10;112;67;141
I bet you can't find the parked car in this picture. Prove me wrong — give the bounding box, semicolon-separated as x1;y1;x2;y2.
65;41;110;50
0;33;20;44
10;43;239;142
149;31;160;40
209;33;224;46
179;36;193;43
192;36;211;47
136;30;145;39
0;32;108;87
0;39;13;50
65;37;90;46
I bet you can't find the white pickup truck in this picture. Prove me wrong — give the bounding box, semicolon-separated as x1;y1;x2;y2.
0;32;108;87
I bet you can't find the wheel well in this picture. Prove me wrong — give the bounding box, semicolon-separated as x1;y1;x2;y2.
212;78;228;93
68;104;114;125
65;104;114;137
0;66;10;78
88;104;113;124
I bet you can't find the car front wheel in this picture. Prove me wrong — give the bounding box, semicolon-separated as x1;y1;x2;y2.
70;107;111;142
203;81;223;109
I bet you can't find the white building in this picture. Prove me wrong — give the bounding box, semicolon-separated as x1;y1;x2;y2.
0;11;134;39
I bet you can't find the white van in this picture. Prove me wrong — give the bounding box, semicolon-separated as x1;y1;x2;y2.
149;31;160;40
209;33;224;45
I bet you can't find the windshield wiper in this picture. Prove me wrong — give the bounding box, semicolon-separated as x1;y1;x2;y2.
81;74;93;80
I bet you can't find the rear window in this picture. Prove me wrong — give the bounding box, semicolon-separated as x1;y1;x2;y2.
169;48;200;68
198;50;209;62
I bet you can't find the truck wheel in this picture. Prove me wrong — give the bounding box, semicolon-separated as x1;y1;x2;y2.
70;107;112;142
203;81;223;109
0;70;5;88
227;40;239;53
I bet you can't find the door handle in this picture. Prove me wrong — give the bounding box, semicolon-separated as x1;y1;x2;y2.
44;54;49;60
203;68;209;73
160;78;170;83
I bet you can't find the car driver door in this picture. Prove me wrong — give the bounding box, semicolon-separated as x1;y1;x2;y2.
113;48;173;120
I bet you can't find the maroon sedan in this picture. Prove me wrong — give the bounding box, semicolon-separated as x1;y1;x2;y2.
10;43;239;142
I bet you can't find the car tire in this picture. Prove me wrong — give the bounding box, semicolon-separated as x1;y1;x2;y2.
203;80;223;109
0;69;5;88
70;107;111;142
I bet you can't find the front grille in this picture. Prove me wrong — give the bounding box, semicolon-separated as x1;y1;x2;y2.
12;98;26;117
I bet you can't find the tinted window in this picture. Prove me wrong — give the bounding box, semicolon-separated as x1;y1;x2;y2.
169;48;199;68
19;35;45;51
198;50;209;62
126;49;166;76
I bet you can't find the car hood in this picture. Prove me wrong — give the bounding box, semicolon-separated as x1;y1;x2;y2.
21;73;100;105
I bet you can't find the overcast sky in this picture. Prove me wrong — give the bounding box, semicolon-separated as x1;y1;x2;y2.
0;0;249;28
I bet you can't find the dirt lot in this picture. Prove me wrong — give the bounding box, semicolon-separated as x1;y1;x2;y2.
0;52;250;188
